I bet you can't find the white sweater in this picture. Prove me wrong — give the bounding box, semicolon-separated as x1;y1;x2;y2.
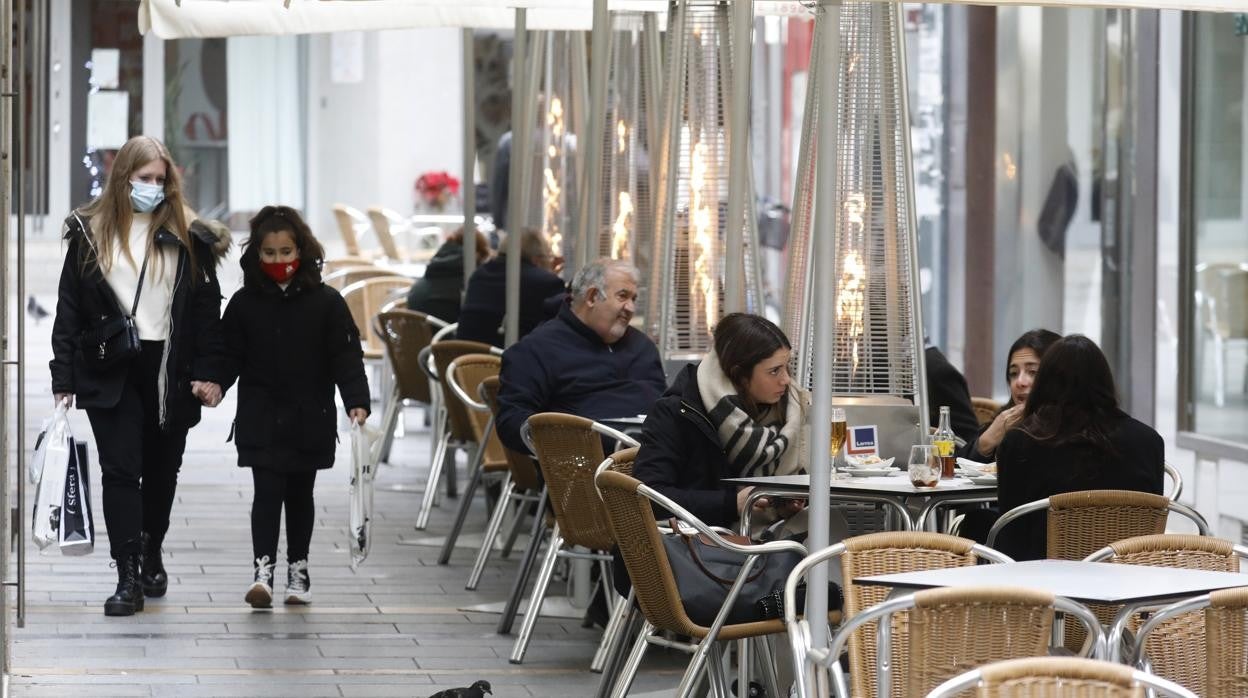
102;214;178;341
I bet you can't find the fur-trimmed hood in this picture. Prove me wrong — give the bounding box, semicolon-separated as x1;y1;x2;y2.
188;218;232;264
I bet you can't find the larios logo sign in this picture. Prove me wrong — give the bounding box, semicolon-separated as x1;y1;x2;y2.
847;425;879;456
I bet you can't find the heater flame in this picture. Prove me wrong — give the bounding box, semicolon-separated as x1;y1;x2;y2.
617;119;629;154
838;193;867;377
543;96;565;257
689;141;717;334
612;191;633;260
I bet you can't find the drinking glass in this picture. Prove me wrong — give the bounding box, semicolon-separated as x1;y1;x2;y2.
908;445;940;488
829;408;847;476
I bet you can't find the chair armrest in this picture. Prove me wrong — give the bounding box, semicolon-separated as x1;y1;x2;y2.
634;482;807;558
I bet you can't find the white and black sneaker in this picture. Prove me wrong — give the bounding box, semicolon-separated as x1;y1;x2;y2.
285;559;311;605
245;555;275;609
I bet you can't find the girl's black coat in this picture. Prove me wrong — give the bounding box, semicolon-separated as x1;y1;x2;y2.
220;278;370;472
50;213;228;430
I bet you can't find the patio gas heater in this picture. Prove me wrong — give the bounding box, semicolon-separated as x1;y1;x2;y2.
516;30;586;270
585;11;663;276
647;0;764;366
783;1;929;464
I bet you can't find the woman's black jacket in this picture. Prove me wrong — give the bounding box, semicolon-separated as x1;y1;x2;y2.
219;278;370;472
632;363;740;527
50;212;229;430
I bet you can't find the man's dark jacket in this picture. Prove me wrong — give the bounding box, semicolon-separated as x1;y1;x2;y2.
457;256;566;348
631;363;740;527
925;345;980;443
496;303;665;454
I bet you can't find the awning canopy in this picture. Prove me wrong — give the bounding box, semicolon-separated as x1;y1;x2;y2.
141;0;1247;40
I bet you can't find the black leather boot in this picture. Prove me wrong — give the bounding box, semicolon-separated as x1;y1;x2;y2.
141;532;168;597
104;552;145;616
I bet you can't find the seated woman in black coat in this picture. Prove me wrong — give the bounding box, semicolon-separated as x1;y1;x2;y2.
405;228;491;323
993;334;1164;560
961;328;1062;463
633;313;811;531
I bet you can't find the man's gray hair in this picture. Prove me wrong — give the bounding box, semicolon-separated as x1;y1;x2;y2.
570;258;640;302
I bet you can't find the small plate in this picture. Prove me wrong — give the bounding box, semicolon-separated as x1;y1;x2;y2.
844;456;896;470
968;475;999;486
844;467;901;477
956;458;998;476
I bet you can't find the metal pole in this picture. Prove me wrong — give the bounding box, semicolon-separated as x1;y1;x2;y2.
505;10;528;347
461;28;477;286
0;0;12;651
14;0;26;630
723;0;752;314
891;3;929;444
805;0;841;652
576;0;609;276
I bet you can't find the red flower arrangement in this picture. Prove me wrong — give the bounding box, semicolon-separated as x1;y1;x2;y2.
414;171;461;211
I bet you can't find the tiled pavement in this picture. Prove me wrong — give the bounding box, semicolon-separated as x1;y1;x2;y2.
10;236;685;697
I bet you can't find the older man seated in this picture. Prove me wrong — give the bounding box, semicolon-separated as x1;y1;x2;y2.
495;258;666;454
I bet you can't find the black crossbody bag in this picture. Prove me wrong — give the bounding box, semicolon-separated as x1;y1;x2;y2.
81;251;148;372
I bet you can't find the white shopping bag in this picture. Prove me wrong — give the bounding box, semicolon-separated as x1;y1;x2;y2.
32;403;74;550
30;400;69;485
348;422;382;569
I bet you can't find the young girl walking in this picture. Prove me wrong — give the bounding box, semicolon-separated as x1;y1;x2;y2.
220;205;370;608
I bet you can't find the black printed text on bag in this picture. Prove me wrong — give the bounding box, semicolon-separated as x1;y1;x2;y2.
81;252;148;372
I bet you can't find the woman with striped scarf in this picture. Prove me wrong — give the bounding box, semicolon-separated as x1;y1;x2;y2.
633;313;816;534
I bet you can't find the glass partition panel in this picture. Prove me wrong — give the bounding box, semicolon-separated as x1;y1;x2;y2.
1189;12;1248;442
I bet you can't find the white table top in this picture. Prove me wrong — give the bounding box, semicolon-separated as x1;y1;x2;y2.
725;473;997;497
855;559;1248;605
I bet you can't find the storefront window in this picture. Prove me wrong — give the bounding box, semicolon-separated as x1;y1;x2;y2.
1189;12;1248;442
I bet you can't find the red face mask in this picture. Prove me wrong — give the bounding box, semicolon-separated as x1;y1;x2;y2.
260;259;300;284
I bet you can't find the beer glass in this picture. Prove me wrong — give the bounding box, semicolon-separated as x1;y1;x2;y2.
829;408;847;475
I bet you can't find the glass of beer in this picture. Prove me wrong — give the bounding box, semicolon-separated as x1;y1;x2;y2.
908;445;940;488
829;408;847;475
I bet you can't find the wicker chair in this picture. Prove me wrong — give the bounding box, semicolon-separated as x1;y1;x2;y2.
970;397;1002;427
340;277;413;361
508;413;640;665
988;490;1210;562
331;203;375;259
324;266;402;292
989;489;1211;651
464;376;546;591
928;657;1198;698
786;532;1012;698
366;206;438;264
321;257;374;276
595;467;815;698
1087;535;1248;694
825;586;1103;698
436;354;507;565
374;310;447;465
413;338;500;530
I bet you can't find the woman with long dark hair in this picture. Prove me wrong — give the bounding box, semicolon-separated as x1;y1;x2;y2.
994;334;1164;559
961;328;1063;462
50;135;229;616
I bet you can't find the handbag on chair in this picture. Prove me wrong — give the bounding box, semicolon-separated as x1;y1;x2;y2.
660;520;805;626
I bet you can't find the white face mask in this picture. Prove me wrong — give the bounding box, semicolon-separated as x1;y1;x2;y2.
129;180;165;213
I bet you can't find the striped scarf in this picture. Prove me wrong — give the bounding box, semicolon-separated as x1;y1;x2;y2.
697;351;809;479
